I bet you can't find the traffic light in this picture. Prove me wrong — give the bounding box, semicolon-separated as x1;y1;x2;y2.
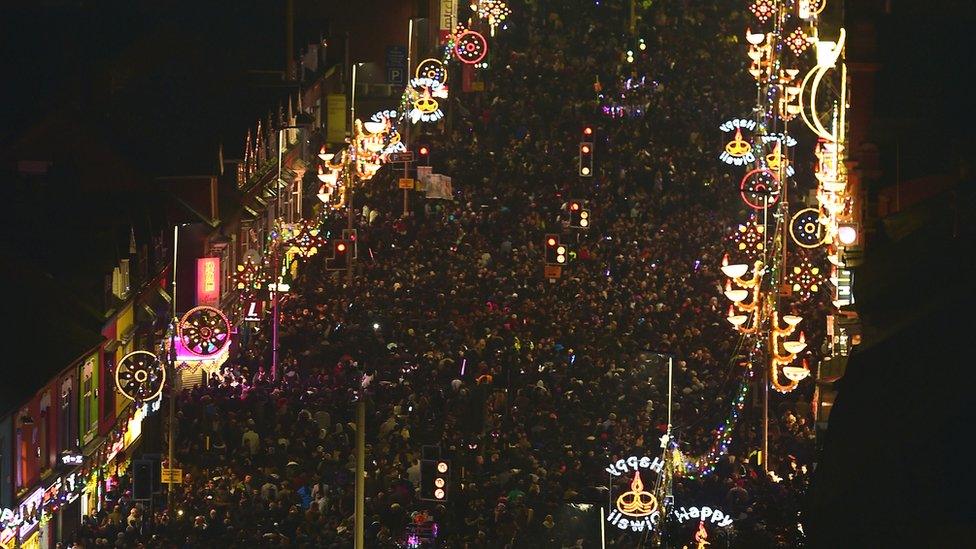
568;200;591;229
545;234;566;265
342;229;359;259
582;125;594;138
327;239;350;270
579;141;594;177
420;459;450;501
418;144;430;165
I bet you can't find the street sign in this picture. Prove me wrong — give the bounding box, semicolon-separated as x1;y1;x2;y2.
160;467;183;484
399;178;416;189
390;151;414;163
544;265;562;279
243;300;265;322
386;45;407;85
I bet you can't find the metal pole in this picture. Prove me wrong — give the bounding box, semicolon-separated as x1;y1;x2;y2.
666;356;673;433
167;225;179;508
271;250;279;381
403;19;415;217
347;63;357;284
600;506;607;549
354;398;366;549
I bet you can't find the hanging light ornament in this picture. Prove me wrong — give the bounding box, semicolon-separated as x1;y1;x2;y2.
749;0;775;24
786;27;811;56
732;217;766;260
478;0;510;36
786;256;824;301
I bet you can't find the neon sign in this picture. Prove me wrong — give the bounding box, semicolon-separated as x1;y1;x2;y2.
196;257;220;307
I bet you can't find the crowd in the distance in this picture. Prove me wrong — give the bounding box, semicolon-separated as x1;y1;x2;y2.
64;1;819;547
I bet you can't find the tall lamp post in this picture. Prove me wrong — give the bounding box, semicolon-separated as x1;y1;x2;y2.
271;119;313;380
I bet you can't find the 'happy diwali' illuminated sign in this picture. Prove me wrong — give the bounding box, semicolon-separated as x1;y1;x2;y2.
718;118;756;166
605;455;664;532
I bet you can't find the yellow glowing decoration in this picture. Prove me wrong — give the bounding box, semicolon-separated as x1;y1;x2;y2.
616;471;658;518
694;520;710;549
724;128;751;157
770;311;806;393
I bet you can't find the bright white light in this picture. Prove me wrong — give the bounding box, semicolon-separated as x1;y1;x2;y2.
373;323;380;330
837;225;857;245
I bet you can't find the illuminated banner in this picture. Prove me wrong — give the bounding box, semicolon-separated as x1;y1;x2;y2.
196;257;221;307
439;0;457;42
326;94;347;144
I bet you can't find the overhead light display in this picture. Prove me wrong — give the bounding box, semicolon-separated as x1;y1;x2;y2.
406;78;448;123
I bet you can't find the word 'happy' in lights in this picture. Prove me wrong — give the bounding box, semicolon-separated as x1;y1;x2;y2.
406;78;448;123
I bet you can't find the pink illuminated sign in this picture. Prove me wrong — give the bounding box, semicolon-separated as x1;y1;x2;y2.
196;257;220;307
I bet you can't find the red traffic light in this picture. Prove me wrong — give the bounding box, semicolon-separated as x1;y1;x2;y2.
580;144;591;154
546;237;557;247
336;242;347;253
570;202;581;211
583;126;593;136
419;146;430;156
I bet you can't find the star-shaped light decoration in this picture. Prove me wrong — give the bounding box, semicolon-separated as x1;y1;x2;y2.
785;27;811;55
286;220;327;258
233;256;269;297
786;257;824;300
479;0;511;36
749;0;775;24
732;217;766;261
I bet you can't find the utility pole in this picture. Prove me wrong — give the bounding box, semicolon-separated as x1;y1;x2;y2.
285;0;295;80
167;225;179;509
403;18;415;217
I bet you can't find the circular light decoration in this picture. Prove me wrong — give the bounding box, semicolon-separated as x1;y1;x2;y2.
740;168;781;210
115;351;165;402
179;306;232;357
455;30;488;65
415;58;447;83
787;257;824;301
406;78;448;124
786;27;811;56
749;0;775;23
790;207;828;248
732;217;766;260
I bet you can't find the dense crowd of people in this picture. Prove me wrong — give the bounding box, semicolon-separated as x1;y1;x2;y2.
65;1;819;547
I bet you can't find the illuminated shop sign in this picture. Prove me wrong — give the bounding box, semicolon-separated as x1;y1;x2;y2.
196;257;221;307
